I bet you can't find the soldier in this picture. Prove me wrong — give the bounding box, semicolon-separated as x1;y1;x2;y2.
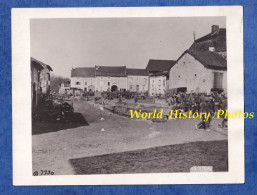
195;96;212;131
219;93;228;129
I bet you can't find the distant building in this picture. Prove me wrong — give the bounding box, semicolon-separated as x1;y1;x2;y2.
95;66;127;92
70;67;96;95
127;68;148;92
31;58;44;109
146;59;176;96
59;79;71;95
169;50;227;94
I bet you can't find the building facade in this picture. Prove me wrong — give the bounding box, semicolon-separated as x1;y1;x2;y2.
31;58;44;109
146;59;176;96
59;80;71;95
127;68;148;92
95;66;127;92
39;62;52;100
169;50;227;94
70;67;96;95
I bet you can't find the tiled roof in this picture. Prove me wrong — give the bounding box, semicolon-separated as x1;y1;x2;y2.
31;57;53;71
146;59;176;72
126;68;148;76
95;66;127;77
71;67;95;77
31;57;44;70
189;28;226;52
178;50;227;70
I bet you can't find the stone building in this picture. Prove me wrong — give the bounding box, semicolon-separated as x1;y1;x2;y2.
169;50;227;94
127;68;148;92
31;58;44;109
39;61;53;100
95;66;127;92
146;59;176;96
31;57;53;108
59;79;71;95
70;67;96;95
169;25;227;94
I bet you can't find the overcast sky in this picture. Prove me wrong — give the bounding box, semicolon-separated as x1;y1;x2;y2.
30;17;225;78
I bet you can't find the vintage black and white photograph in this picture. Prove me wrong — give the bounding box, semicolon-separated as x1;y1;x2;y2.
12;6;244;185
30;16;229;175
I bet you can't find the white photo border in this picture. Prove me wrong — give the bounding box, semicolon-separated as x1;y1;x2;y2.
12;6;244;185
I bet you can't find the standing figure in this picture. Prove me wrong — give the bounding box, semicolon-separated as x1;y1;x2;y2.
195;96;212;131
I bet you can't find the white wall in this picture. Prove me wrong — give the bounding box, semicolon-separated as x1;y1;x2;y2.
70;77;96;91
127;76;148;92
95;76;127;92
169;53;227;93
148;75;166;96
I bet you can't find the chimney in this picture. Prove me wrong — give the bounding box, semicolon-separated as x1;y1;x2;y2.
211;25;219;33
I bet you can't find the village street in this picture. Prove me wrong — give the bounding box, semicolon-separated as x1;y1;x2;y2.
32;99;228;175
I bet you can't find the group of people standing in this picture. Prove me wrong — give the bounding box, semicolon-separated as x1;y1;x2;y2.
167;91;228;131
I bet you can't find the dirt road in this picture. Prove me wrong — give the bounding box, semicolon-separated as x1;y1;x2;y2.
32;99;228;175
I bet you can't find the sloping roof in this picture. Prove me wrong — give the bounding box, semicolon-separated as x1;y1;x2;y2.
31;57;44;70
146;59;176;72
149;71;169;77
195;28;226;43
178;50;227;70
71;67;95;77
189;28;226;52
31;57;53;71
126;68;148;76
95;66;127;77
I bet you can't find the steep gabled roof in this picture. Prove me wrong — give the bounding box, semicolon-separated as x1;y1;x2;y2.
31;57;44;70
177;50;227;70
189;28;226;52
146;59;176;72
31;57;53;71
71;67;95;77
194;28;226;43
126;68;148;76
95;66;127;77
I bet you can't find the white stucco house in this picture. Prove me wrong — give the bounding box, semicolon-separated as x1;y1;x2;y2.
169;50;227;94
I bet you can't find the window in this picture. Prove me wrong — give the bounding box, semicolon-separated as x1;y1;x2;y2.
163;79;165;86
213;72;223;89
47;73;50;80
108;82;110;86
178;75;180;78
158;80;161;86
76;82;80;85
85;82;87;85
38;71;40;82
195;74;197;77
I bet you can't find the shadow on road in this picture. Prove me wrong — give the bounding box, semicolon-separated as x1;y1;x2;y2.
32;112;89;135
69;140;228;174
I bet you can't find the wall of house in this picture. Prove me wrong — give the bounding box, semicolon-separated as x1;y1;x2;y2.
70;77;96;91
95;76;127;92
31;66;41;108
40;65;50;96
169;53;227;93
59;83;71;95
127;76;148;92
148;75;167;96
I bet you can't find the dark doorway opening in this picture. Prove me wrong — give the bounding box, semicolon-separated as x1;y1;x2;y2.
111;85;118;92
177;87;187;93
